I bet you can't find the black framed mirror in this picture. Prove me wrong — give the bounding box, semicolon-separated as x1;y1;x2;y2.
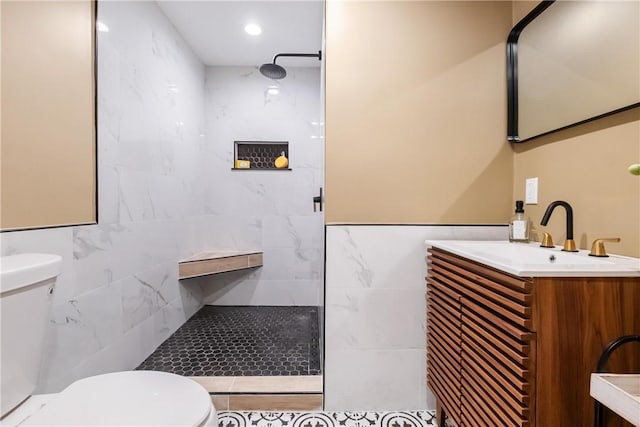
507;0;640;143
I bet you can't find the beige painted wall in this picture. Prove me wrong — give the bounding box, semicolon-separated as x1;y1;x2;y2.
511;2;640;257
1;1;96;230
325;1;514;224
512;1;539;24
513;111;640;257
325;0;640;257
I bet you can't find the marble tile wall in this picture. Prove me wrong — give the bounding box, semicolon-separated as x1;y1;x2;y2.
0;1;210;392
199;67;324;306
323;225;508;411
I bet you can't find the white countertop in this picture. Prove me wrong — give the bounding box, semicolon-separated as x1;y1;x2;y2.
425;240;640;277
591;374;640;426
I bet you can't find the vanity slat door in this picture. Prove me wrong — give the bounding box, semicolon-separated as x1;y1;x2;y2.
426;255;462;426
429;250;532;326
428;247;535;427
428;249;532;292
461;367;530;427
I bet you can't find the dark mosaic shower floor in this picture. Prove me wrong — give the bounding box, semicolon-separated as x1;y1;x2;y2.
137;305;321;376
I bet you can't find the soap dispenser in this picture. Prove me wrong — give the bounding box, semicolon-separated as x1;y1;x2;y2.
509;200;530;243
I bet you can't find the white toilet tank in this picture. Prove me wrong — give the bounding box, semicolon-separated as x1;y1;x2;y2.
0;254;62;418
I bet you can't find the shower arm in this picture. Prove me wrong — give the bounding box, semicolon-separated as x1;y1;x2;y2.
272;51;322;64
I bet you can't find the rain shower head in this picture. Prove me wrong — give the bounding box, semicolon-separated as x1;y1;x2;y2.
260;62;287;80
259;51;322;80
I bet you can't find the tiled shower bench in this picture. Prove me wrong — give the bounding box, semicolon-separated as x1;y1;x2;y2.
178;251;263;279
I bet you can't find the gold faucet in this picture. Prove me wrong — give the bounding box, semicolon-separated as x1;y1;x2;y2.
531;229;555;248
589;238;621;257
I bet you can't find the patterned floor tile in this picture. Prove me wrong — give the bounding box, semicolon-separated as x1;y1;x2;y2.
137;306;321;376
217;411;436;427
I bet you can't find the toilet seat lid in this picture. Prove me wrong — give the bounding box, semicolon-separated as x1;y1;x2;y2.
21;371;211;426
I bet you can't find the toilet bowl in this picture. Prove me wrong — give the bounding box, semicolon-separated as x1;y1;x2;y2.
0;254;216;426
3;371;217;427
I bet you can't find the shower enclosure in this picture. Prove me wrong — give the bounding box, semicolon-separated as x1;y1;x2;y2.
96;0;327;410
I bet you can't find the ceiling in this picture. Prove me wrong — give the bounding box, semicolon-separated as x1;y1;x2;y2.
157;1;324;67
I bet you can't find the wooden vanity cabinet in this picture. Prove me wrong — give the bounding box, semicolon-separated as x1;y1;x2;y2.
426;247;640;427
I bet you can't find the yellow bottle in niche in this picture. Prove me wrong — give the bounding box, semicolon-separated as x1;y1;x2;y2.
274;152;288;169
235;160;250;169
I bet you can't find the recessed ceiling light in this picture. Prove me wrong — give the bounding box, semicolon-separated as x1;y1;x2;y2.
267;85;280;95
96;21;109;32
244;23;262;36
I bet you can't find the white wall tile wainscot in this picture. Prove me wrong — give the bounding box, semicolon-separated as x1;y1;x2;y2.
323;224;508;411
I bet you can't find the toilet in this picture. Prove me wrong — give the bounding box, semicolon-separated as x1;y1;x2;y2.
0;254;217;426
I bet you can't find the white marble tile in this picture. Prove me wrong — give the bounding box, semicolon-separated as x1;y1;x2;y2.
105;315;161;375
290;139;324;169
0;227;74;257
422;370;436;414
262;215;323;249
152;295;195;341
98;164;120;224
94;306;163;375
233;245;321;285
292;247;324;280
197;215;263;252
69;332;140;387
178;216;213;258
121;275;157;333
143;175;186;220
135;221;182;267
324;348;427;411
257;247;296;280
36;364;83;395
326;225;508;290
287;169;323;216
422;224;508;241
96;35;121;169
72;223;136;295
141;263;181;305
38;281;124;390
72;224;181;301
325;227;375;289
324;224;508;411
176;279;205;320
326;288;425;350
117;170;155;222
326;226;420;289
120;261;181;335
202;277;321;306
87;302;176;379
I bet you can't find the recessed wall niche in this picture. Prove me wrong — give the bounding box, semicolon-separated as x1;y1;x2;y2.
233;141;290;170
